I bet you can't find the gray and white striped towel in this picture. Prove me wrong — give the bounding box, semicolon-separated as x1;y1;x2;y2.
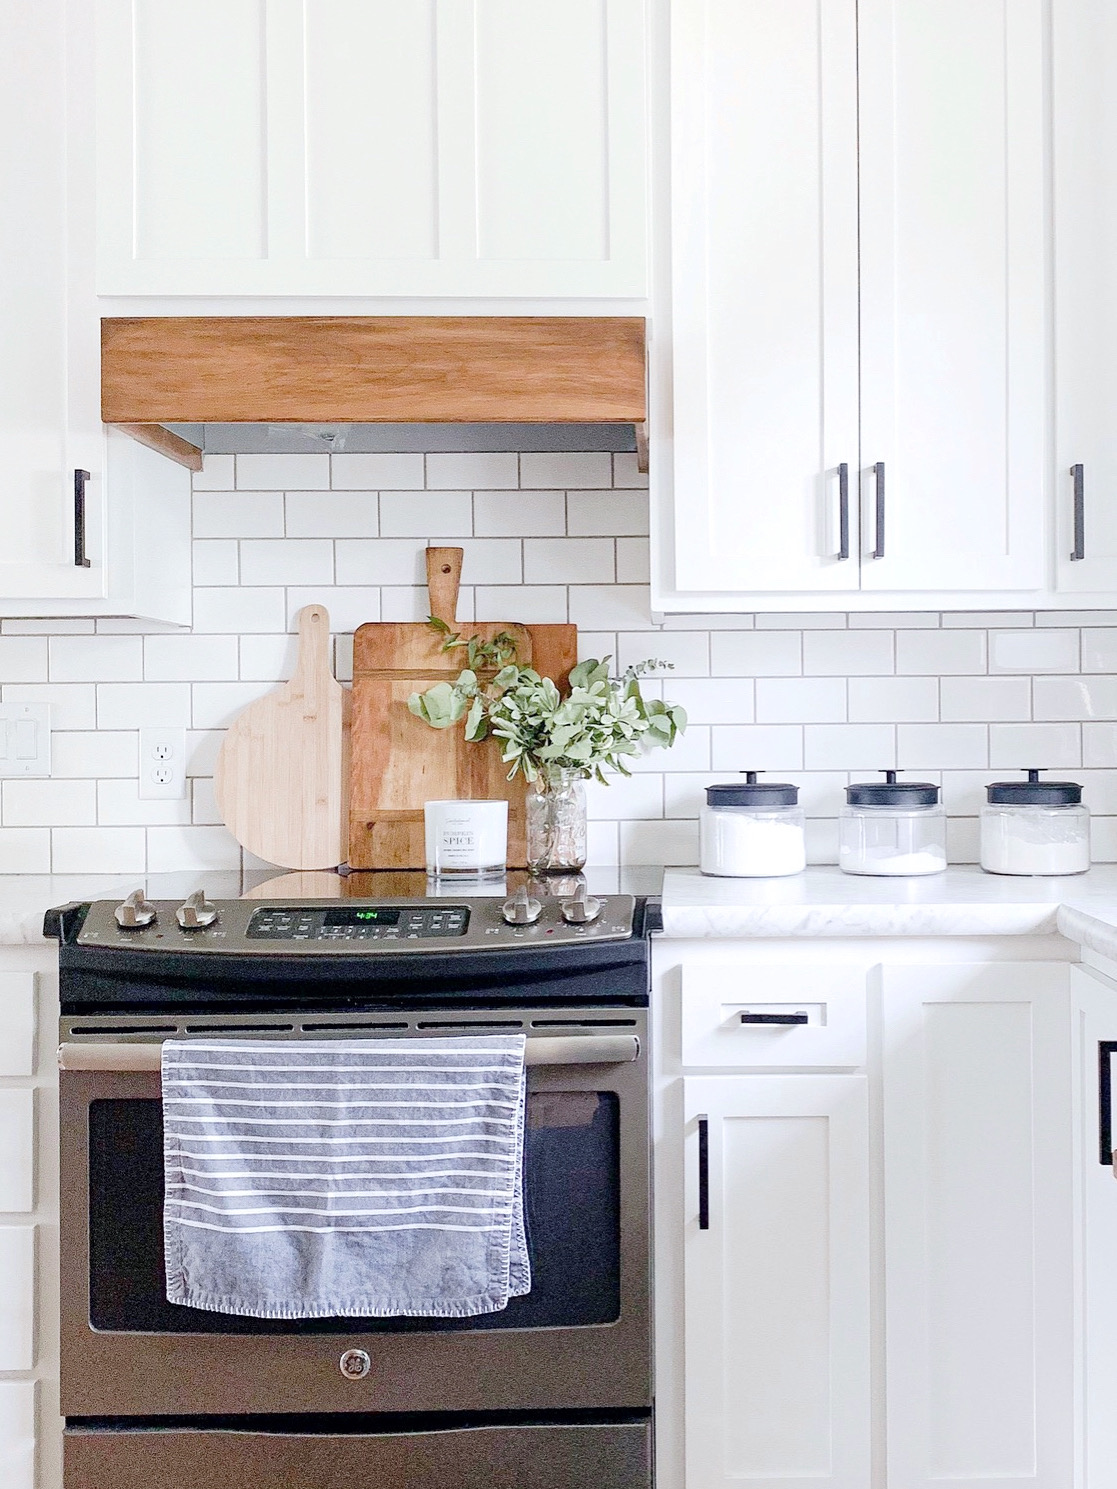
161;1035;530;1320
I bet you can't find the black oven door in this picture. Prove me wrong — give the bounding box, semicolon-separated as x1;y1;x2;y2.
59;1017;651;1417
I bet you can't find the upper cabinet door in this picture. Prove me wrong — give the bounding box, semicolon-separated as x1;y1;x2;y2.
95;0;646;298
1052;1;1117;595
668;0;860;596
858;0;1047;594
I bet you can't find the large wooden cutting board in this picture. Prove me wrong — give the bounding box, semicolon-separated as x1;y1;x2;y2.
214;604;349;870
349;548;577;870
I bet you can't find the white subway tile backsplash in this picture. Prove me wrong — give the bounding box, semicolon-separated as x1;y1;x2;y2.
618;632;709;677
427;453;517;490
52;826;145;873
848;676;938;723
193;491;283;538
380;491;473;538
236;453;329;490
991;629;1079;674
586;820;619;866
521;452;612;490
474;490;565;538
946;815;981;863
897;630;987;676
848;611;939;629
379;587;439;623
805;817;841;865
804;630;893;676
474;586;567;624
990;722;1081;769
945;611;1033;628
667;679;753;725
147;825;241;871
51;731;136;778
0;831;49;873
898;723;987;770
755;612;845;630
191;682;269;731
1082;629;1117;673
627;725;711;773
98;683;191;731
2;779;96;828
568;586;651;630
146;635;239;682
940;676;1031;723
3;683;95;730
192;776;222;826
192;540;240;586
0;1380;36;1489
616;538;650;584
50;635;143;683
286;492;379;539
0;639;48;683
332;453;424;490
1090;815;1117;863
805;724;895;771
620;818;699;867
335;539;427;587
710;631;801;677
757;678;845;724
0;1092;33;1210
97;779;191;827
193;588;287;634
1034;675;1117;721
239;634;299;681
567;491;649;536
240;539;333;587
612;453;649;489
0;1228;34;1369
1083;724;1117;769
286;588;381;633
713;724;803;772
192;453;235;491
585;773;663;820
186;730;225;778
524;538;612;586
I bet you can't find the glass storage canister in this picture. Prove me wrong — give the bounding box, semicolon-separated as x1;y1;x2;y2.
980;768;1090;876
699;773;806;878
839;770;947;877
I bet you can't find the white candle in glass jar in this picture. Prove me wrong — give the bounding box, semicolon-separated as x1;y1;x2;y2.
424;800;508;877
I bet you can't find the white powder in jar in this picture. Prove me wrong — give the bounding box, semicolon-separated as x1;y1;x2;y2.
839;845;946;876
980;811;1090;875
700;812;806;877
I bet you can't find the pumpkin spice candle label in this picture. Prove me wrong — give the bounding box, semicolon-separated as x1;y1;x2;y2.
423;799;509;878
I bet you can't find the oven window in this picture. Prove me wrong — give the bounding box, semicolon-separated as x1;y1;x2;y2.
88;1093;621;1334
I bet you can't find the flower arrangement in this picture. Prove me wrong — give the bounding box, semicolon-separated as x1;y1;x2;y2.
408;621;687;872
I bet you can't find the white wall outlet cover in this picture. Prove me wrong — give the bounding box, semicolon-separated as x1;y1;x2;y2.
138;727;188;800
0;704;50;777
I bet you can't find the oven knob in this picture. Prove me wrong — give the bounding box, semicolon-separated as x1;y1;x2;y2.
501;887;542;926
114;889;156;930
175;890;218;930
339;1349;371;1381
560;886;603;925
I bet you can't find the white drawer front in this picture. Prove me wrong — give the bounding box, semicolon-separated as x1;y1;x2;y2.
0;1382;35;1489
681;965;868;1069
0;975;36;1078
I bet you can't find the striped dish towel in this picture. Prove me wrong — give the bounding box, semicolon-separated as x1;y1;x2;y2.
161;1035;530;1320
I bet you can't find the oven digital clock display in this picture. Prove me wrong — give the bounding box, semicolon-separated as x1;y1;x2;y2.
325;907;401;927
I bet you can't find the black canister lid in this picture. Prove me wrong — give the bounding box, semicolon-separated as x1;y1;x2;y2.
986;768;1082;806
846;769;940;807
706;771;799;807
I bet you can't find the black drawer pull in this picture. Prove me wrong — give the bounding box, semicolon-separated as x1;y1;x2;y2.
872;461;886;559
837;462;850;561
74;469;91;568
697;1115;710;1230
740;1012;809;1025
1071;464;1085;562
1099;1041;1117;1164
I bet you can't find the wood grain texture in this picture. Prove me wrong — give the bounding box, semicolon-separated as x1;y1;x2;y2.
101;316;647;424
214;605;349;870
113;423;204;471
348;549;577;870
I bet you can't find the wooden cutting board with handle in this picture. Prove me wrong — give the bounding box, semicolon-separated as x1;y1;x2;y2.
214;604;349;870
349;547;577;870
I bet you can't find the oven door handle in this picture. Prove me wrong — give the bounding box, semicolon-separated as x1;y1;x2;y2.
57;1034;640;1074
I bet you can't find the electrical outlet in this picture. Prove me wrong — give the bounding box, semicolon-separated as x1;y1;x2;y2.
138;728;187;800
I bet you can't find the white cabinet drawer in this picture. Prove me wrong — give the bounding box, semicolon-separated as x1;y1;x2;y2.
681;965;868;1069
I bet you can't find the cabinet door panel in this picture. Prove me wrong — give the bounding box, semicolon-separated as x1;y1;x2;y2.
683;1076;870;1489
668;0;860;595
882;964;1072;1489
858;0;1046;593
1053;1;1117;593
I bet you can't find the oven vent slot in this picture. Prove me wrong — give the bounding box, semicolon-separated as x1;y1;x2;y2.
415;1020;525;1030
531;1019;639;1029
183;1022;296;1033
300;1021;410;1032
70;1024;178;1035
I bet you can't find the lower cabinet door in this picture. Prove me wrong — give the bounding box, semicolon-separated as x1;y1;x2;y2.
881;964;1073;1489
683;1075;870;1489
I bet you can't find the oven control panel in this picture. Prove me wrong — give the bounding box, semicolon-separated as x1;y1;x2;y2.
73;893;639;954
247;905;469;942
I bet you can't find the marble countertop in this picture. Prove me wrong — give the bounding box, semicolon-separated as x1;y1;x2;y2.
661;865;1117;958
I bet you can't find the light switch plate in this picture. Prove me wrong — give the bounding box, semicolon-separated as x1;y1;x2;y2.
0;704;50;776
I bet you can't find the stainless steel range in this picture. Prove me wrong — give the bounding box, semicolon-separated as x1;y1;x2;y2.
47;882;655;1489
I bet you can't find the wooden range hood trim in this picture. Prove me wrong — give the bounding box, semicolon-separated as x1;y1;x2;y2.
101;315;647;427
114;423;203;472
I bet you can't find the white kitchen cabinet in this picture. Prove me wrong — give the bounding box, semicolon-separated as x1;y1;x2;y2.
881;962;1074;1488
1052;1;1117;596
0;0;190;623
95;0;646;299
658;0;1051;611
682;1075;871;1489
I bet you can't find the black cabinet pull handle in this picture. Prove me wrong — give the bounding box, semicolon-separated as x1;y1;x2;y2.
74;469;91;568
872;462;886;559
1098;1042;1117;1165
697;1114;710;1230
1071;464;1085;562
740;1012;809;1025
837;463;850;561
